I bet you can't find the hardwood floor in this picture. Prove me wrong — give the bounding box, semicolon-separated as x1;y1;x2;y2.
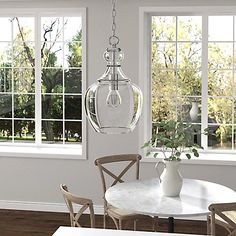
0;209;228;236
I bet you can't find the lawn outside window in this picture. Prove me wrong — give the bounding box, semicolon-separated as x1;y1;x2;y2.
139;6;236;164
0;8;86;159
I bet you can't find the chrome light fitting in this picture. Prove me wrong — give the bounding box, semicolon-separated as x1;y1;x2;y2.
84;0;143;134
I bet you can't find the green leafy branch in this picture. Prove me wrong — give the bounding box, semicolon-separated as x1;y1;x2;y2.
142;120;210;161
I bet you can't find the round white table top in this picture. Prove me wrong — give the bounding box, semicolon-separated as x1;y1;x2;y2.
105;178;236;217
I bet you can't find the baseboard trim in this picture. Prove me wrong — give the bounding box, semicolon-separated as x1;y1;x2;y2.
0;200;104;215
0;200;206;221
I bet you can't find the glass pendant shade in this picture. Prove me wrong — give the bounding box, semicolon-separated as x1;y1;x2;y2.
85;47;143;134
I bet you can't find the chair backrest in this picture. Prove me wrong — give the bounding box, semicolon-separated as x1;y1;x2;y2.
60;184;95;228
209;202;236;235
94;154;142;196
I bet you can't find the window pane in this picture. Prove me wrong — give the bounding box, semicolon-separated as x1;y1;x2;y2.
65;121;82;144
41;42;63;68
177;42;202;96
233;99;236;124
152;16;176;41
64;41;82;68
0;68;12;92
42;95;63;119
42;120;63;143
14;120;35;143
14;94;35;118
0;42;12;66
178;97;201;123
13;17;35;41
208;124;232;149
178;70;201;96
152;96;177;123
177;43;201;69
234;126;236;149
41;17;63;42
65;95;82;120
14;68;35;93
64;17;82;41
208;43;233;70
208;70;232;96
209;16;233;41
208;98;233;124
0;94;12;117
0;18;12;41
178;16;202;41
41;68;63;93
64;69;82;93
152;70;176;96
0;119;12;142
152;42;176;69
13;42;35;67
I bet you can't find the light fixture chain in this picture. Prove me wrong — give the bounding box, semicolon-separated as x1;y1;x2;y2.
112;0;117;37
109;0;119;46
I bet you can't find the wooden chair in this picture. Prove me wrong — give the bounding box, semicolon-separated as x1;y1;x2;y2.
208;202;236;236
94;154;157;230
60;184;95;228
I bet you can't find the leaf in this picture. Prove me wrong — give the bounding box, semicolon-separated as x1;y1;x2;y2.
186;153;191;159
153;153;159;158
194;152;199;157
141;142;150;149
146;151;151;156
192;148;197;153
175;151;181;157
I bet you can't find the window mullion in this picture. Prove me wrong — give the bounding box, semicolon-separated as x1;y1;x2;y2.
35;14;42;146
11;17;14;143
232;16;235;149
201;14;208;150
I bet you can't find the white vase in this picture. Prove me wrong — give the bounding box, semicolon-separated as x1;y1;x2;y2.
155;159;183;197
189;101;199;122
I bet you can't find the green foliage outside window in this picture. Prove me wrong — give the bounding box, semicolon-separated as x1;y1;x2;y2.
152;16;235;149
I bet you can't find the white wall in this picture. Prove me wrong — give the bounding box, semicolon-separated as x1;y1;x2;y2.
0;0;236;209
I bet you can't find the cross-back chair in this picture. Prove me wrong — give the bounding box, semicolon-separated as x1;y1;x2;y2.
95;154;157;230
60;184;95;228
208;202;236;236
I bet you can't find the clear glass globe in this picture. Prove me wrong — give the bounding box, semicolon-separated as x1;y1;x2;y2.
85;48;143;134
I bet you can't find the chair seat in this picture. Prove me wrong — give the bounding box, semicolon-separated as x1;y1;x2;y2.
107;205;149;220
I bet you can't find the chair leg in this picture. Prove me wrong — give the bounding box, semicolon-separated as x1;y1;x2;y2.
110;215;119;230
119;219;122;230
103;212;106;229
211;213;216;236
207;214;211;235
134;219;137;231
153;216;158;232
229;229;236;236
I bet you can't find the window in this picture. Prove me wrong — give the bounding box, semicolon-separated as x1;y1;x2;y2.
0;9;86;157
140;7;236;156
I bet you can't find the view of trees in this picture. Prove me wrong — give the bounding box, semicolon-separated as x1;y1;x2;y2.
0;16;82;144
152;16;235;149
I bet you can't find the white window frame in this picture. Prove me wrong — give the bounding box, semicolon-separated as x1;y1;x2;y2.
139;6;236;165
0;8;87;159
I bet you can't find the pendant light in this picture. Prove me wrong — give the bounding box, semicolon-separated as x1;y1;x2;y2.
84;0;143;134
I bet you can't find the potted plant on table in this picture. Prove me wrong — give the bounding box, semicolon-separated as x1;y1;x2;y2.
142;120;208;197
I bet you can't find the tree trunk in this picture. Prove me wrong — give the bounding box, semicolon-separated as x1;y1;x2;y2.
43;121;54;141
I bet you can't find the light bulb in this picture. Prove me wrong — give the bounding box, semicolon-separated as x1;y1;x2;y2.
106;89;122;108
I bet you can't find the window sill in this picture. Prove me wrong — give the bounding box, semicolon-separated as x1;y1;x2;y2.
0;145;84;160
142;152;236;166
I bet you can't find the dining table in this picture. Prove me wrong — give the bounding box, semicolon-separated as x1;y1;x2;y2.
105;178;236;233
